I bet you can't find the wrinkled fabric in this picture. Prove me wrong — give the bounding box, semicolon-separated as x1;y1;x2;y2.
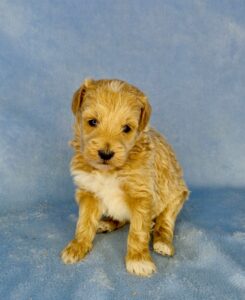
1;189;244;299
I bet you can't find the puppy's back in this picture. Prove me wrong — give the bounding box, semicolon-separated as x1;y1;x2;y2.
148;128;188;210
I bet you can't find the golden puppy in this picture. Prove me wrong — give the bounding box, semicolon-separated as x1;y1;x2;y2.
61;78;189;276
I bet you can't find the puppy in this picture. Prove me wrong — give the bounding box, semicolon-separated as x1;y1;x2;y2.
61;79;189;276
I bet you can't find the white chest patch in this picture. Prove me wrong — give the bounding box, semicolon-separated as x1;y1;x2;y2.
71;170;130;221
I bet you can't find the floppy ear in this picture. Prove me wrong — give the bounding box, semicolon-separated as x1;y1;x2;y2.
71;78;94;115
138;96;152;131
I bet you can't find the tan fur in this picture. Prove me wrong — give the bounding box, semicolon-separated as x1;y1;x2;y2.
97;217;126;233
61;78;189;276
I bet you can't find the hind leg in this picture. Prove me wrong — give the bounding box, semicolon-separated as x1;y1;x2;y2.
97;217;126;233
153;191;188;256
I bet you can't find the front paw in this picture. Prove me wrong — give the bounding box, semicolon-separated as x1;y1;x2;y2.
126;254;156;277
61;239;91;264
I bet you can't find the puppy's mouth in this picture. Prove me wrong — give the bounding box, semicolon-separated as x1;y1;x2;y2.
98;159;114;169
88;159;114;171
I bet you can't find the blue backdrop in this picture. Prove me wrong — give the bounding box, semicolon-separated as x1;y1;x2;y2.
0;1;244;299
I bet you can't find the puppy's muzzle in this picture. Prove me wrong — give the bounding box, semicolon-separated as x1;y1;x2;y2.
98;150;115;161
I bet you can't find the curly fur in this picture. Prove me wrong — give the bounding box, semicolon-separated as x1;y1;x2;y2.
61;78;189;276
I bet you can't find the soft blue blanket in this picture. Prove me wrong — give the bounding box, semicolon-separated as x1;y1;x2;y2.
1;189;244;299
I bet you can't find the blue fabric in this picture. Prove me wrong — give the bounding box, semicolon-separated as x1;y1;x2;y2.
1;189;244;299
0;1;244;299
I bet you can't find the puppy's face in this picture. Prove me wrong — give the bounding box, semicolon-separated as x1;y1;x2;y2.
72;79;151;170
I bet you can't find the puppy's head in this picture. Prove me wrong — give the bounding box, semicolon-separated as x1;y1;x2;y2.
71;78;151;170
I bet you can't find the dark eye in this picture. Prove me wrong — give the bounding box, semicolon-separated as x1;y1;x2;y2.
122;125;131;133
88;119;98;127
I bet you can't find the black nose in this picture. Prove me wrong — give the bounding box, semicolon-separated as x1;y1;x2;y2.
98;150;115;160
